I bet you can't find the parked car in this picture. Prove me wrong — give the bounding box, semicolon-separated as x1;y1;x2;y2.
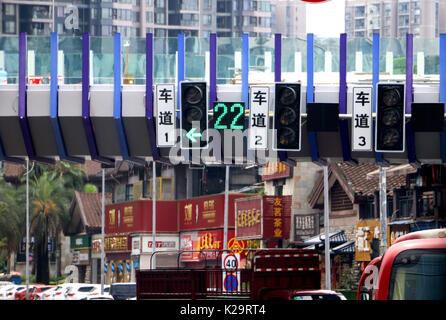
65;283;99;300
81;294;114;301
290;290;347;300
109;283;136;300
33;285;56;300
46;283;75;300
88;285;110;297
15;285;36;300
0;285;21;300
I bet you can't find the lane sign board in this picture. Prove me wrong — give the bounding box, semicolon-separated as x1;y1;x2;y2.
352;87;373;151
249;86;269;150
156;84;176;147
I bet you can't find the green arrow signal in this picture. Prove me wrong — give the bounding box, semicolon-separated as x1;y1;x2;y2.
186;127;202;143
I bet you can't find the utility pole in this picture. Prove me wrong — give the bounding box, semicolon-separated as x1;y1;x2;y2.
323;165;331;291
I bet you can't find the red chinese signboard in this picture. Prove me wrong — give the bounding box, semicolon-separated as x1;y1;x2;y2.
180;229;243;262
106;200;178;234
179;194;247;231
235;195;291;240
261;162;292;181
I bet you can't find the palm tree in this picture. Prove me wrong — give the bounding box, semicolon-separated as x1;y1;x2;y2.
0;170;22;273
29;171;69;284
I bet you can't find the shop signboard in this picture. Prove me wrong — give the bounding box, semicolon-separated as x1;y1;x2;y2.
91;235;102;259
70;234;91;250
141;235;179;253
106;200;178;234
355;219;390;262
179;194;246;231
104;235;131;252
294;213;320;241
179;230;243;262
261;162;292;181
235;195;291;240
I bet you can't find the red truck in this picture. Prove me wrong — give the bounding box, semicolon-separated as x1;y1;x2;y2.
357;228;446;300
136;249;321;300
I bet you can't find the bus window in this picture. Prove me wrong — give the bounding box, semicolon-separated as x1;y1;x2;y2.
388;249;446;300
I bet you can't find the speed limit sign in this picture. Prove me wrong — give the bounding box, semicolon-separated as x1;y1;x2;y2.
222;253;240;293
222;253;239;271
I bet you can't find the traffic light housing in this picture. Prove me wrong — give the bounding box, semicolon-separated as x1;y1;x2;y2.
180;81;208;148
273;83;301;151
375;83;405;152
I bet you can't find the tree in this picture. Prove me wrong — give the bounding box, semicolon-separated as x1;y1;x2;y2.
29;171;70;284
0;169;23;273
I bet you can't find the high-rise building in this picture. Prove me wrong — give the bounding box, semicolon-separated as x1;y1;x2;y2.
0;0;306;38
345;0;442;38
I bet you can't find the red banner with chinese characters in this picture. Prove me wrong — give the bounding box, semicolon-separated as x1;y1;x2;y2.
180;229;243;262
105;200;178;234
235;196;263;240
179;194;247;231
261;162;292;181
235;195;291;239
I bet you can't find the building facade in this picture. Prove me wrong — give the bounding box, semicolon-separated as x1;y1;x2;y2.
0;0;306;37
345;0;442;38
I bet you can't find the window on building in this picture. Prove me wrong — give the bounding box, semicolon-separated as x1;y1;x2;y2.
155;0;165;8
398;2;409;14
355;5;365;17
399;15;409;26
203;0;212;10
355;18;365;29
385;3;392;16
4;4;15;16
202;14;212;26
102;8;113;19
359;198;375;220
154;28;166;37
146;11;153;23
3;21;15;34
369;3;380;15
182;0;199;10
413;15;420;25
155;12;165;24
125;184;133;201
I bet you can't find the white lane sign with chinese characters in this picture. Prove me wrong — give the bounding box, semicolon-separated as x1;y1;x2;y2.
249;86;269;150
156;84;176;147
352;87;373;151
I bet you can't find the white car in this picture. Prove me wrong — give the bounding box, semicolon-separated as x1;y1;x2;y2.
87;285;110;297
48;283;79;300
0;285;24;300
65;283;100;300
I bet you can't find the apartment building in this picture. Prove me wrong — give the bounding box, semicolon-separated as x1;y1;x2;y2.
345;0;441;38
0;0;306;38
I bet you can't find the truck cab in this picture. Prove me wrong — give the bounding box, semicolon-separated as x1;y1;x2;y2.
357;229;446;300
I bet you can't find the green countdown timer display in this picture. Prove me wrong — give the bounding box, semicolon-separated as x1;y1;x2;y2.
212;102;245;130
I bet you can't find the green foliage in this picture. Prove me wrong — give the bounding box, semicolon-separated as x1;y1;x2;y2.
1;161;88;280
84;183;98;193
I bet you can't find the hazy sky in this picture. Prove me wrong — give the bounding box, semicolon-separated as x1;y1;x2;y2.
306;0;346;37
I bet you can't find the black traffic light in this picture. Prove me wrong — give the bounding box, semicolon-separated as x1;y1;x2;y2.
273;83;301;151
375;83;405;152
180;81;208;148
